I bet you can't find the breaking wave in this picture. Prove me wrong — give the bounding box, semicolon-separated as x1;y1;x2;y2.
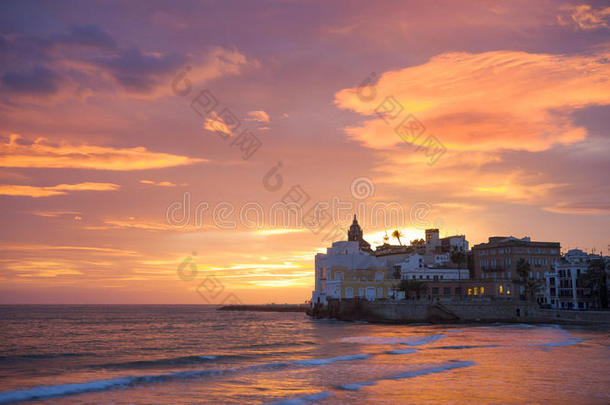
0;353;373;403
384;348;418;355
292;353;371;366
92;354;223;369
337;361;476;391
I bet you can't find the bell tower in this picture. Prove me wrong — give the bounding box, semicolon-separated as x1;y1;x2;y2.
348;214;363;241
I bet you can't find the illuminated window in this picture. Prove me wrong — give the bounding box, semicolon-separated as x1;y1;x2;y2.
480;287;485;294
474;287;478;296
506;289;511;295
499;285;503;294
468;288;472;296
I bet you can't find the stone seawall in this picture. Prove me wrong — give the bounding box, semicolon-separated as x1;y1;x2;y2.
315;299;610;325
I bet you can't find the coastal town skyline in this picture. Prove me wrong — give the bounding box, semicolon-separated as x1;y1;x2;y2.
1;1;610;304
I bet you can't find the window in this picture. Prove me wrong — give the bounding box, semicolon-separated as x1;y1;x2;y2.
455;287;461;295
377;288;383;298
443;287;450;295
499;285;503;294
432;287;439;295
474;287;479;296
345;287;354;298
480;287;485;294
468;288;472;296
433;275;439;281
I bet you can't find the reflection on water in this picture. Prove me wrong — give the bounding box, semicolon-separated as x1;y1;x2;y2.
0;305;608;404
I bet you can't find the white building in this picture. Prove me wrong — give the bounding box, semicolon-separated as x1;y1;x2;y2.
312;240;385;305
398;253;469;281
543;249;600;310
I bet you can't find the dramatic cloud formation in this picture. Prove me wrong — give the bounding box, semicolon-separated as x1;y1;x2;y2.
0;134;205;170
1;66;62;95
335;50;610;152
0;25;255;100
557;4;610;30
1;2;609;304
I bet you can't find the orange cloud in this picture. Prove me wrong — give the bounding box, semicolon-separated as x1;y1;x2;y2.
335;50;610;152
373;149;566;204
29;210;81;217
0;182;119;197
139;180;177;187
543;202;610;215
557;4;610;30
203;111;234;137
246;110;270;123
0;134;205;170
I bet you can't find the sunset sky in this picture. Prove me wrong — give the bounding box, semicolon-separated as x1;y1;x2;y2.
1;0;609;304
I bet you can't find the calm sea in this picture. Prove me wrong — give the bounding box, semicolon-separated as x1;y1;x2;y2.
0;305;608;404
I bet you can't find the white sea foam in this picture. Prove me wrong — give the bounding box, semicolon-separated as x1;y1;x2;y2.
384;348;418;355
0;377;136;404
0;354;362;403
341;333;447;346
292;353;371;366
337;381;376;391
337;361;476;391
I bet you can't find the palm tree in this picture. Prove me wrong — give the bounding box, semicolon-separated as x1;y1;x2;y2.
391;230;403;246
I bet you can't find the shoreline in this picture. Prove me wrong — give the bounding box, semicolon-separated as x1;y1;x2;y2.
307;299;610;326
218;304;308;312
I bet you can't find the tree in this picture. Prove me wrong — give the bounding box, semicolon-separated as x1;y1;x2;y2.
410;238;425;246
450;247;466;269
397;279;428;300
579;258;608;309
516;258;540;301
391;230;403;246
